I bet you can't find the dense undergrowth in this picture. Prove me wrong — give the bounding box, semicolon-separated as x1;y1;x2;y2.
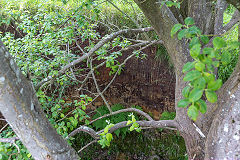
0;0;238;159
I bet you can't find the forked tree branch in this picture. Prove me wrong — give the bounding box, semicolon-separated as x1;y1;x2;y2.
67;119;178;140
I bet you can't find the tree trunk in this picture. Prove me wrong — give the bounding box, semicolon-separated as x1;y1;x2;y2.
0;41;79;160
134;0;240;159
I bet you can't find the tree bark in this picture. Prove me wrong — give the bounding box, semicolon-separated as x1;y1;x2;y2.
0;41;79;160
134;0;240;159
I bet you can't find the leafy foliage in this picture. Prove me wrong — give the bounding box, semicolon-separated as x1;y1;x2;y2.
92;104;141;138
98;122;114;148
172;17;240;121
126;113;141;132
0;128;33;160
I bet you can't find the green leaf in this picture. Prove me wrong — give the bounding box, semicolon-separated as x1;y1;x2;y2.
104;127;109;133
132;116;136;122
193;77;206;89
196;99;207;114
228;41;240;49
187;105;199;121
114;129;120;137
212;61;220;67
133;122;139;128
165;1;175;7
188;26;201;35
82;105;86;110
178;29;188;40
207;79;222;91
203;72;215;82
171;24;183;37
195;62;205;71
177;99;191;108
135;128;141;132
200;35;209;44
183;70;202;81
129;126;135;131
207;64;214;73
183;62;195;73
189;37;200;49
182;86;191;98
126;120;132;125
221;51;231;65
106;133;113;142
190;44;201;58
203;56;213;65
203;47;215;58
189;88;203;102
213;37;227;49
205;90;217;103
184;17;195;25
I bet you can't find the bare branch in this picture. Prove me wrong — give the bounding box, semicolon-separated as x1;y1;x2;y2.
78;140;97;153
66;126;98;139
0;123;8;133
36;27;153;90
90;59;112;113
90;108;154;125
0;137;19;143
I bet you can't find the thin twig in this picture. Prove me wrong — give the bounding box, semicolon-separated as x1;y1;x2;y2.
78;140;97;153
0;123;8;133
90;59;112;113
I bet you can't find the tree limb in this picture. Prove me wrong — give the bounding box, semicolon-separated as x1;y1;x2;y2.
66;126;98;139
67;120;178;140
0;137;19;143
89;108;154;125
